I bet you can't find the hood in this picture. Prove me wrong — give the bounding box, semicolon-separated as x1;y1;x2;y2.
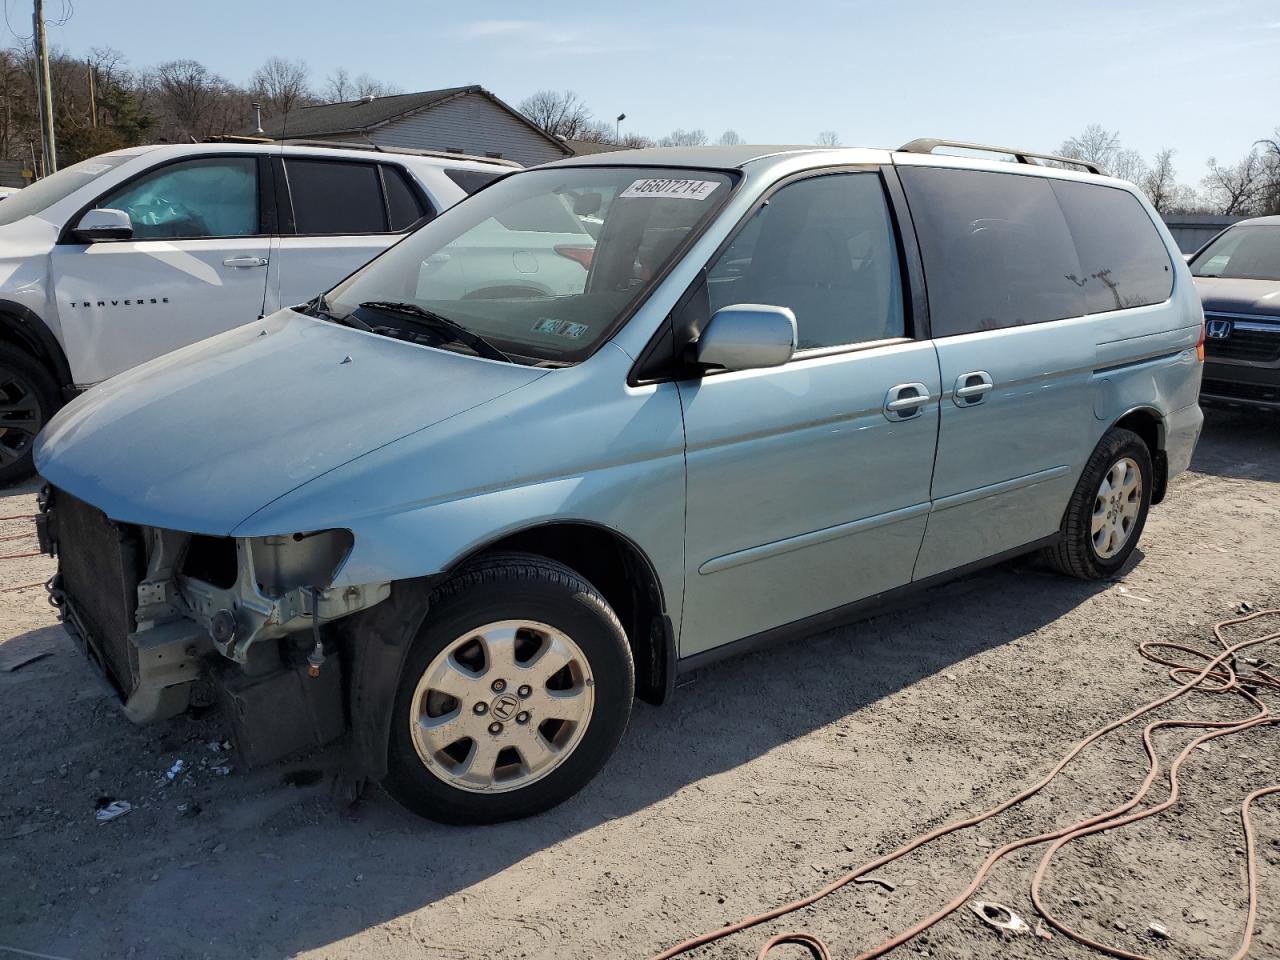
35;309;547;534
1192;276;1280;318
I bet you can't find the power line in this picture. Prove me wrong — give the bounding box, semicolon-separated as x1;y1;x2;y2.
3;0;33;41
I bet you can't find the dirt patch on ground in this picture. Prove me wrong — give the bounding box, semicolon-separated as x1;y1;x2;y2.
2;407;1278;960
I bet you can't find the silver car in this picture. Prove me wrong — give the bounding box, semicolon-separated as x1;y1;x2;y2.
34;141;1204;824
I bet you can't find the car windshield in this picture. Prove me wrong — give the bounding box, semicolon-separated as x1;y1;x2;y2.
0;153;132;227
1190;224;1280;281
326;166;735;364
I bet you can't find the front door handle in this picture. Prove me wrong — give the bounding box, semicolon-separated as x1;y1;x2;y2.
953;371;994;407
222;256;268;268
883;382;931;422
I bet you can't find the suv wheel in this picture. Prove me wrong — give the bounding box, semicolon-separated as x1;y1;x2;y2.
1046;427;1152;580
383;553;634;824
0;343;60;487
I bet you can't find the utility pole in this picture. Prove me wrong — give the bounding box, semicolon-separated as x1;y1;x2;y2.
32;0;56;174
86;58;96;128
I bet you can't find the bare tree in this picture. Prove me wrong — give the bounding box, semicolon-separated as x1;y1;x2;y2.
518;89;591;140
146;59;229;140
1058;124;1120;168
324;67;353;102
1108;148;1148;185
659;128;708;147
815;130;841;147
1257;129;1280;216
250;57;313;119
324;68;400;103
1202;151;1264;215
1140;149;1179;213
619;132;654;149
718;129;742;146
573;120;617;144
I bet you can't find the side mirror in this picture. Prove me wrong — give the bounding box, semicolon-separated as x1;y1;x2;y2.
695;304;797;373
73;208;132;242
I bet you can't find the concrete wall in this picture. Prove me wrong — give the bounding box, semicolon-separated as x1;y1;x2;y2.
1161;214;1244;254
348;93;567;168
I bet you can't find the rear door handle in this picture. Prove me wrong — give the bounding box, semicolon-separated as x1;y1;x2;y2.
883;382;931;421
222;256;268;268
952;371;994;407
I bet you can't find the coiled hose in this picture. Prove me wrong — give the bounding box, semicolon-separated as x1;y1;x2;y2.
652;608;1280;960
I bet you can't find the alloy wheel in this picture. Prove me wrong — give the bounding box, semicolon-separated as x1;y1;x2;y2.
1092;456;1142;559
0;369;41;468
409;619;595;794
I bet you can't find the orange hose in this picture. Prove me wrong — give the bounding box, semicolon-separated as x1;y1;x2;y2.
650;609;1280;960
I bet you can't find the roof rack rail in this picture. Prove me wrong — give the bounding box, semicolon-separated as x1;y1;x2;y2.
202;136;521;168
896;138;1105;176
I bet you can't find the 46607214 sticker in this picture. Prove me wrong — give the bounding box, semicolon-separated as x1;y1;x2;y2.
619;178;720;201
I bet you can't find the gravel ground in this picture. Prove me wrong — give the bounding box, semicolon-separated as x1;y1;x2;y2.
1;406;1278;960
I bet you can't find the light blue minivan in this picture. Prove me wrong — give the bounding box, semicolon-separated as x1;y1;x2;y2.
34;141;1204;823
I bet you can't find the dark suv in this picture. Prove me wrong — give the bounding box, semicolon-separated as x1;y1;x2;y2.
1190;215;1280;409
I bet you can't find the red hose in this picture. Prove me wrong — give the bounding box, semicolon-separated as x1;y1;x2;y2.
651;609;1280;960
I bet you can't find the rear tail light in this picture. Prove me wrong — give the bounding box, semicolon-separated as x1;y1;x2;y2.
554;244;594;270
1196;315;1205;362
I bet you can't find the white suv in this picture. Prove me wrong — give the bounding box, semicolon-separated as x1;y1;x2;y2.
0;141;516;484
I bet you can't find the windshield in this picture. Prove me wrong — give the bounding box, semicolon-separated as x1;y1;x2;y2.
1191;224;1280;281
327;166;735;364
0;153;133;227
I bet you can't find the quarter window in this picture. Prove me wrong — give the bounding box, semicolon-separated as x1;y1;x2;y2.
285;159;386;234
383;166;429;230
1050;180;1172;312
706;173;905;350
899;167;1085;337
100;157;258;240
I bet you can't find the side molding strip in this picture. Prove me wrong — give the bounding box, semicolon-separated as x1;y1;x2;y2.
698;501;932;576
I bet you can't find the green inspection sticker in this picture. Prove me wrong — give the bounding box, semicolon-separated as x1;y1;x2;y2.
532;318;589;339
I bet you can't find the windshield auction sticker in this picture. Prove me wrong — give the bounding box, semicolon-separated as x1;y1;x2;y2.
619;178;720;201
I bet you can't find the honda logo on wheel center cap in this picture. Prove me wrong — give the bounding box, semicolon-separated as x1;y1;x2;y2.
1206;319;1232;340
490;693;520;721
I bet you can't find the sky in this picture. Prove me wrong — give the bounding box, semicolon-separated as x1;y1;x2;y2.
25;0;1280;178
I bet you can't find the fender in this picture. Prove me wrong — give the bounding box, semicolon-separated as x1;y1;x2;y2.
0;299;75;396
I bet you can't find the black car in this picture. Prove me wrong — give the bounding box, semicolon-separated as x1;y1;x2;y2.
1190;215;1280;410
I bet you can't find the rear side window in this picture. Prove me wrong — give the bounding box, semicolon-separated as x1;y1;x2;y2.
383;166;428;230
899;167;1084;337
285;159;385;234
1050;180;1172;312
445;168;503;195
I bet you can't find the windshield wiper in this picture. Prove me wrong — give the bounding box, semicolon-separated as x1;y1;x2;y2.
357;300;511;363
307;293;373;332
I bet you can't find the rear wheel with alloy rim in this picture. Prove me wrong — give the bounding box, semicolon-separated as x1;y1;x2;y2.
0;343;60;487
1046;427;1152;580
384;554;634;824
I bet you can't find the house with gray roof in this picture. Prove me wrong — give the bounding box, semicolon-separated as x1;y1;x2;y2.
253;85;571;167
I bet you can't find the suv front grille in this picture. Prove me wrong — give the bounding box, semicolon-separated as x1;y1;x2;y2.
1204;314;1280;363
52;490;146;697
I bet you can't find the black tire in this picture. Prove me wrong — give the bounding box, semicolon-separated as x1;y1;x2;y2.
1045;427;1153;580
0;343;61;488
383;553;634;824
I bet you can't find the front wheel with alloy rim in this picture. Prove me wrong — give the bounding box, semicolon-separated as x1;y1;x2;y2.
0;343;60;487
1046;427;1153;580
384;553;634;824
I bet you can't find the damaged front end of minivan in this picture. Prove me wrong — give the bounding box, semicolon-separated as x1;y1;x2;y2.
39;486;390;767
